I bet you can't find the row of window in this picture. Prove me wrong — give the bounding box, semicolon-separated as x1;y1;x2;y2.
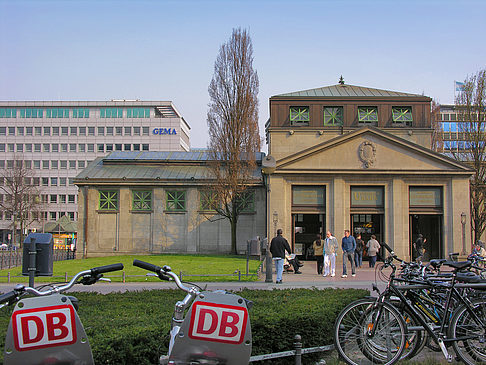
0;126;152;136
289;106;413;126
0;176;75;187
0;211;76;222
0;159;88;170
0;108;151;119
441;122;486;132
0;142;150;154
99;190;256;213
441;113;486;122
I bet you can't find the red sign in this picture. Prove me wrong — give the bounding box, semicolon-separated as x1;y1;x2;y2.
188;302;248;344
12;305;77;351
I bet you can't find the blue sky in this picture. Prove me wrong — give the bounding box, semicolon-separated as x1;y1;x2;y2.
1;0;485;149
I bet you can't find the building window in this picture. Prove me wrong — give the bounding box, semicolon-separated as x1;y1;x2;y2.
8;127;15;135
106;127;113;135
20;108;43;118
51;160;58;169
61;144;68;153
69;144;76;152
290;106;310;126
73;108;89;118
50;177;57;186
133;144;140;151
132;190;152;211
100;108;123;118
99;190;118;210
392;107;413;126
46;108;69;118
79;126;86;135
70;126;77;135
49;212;57;221
43;143;50;152
59;195;67;203
25;160;31;169
116;127;123;135
88;127;95;136
61;127;68;136
127;108;150;118
60;177;66;186
34;144;41;152
166;191;186;211
26;127;33;136
133;126;141;135
0;127;5;136
235;190;255;212
142;126;149;135
35;127;42;136
98;144;104;152
68;195;75;203
67;212;75;220
42;160;49;169
115;144;122;151
69;160;76;169
0;144;4;152
142;144;149;151
42;177;49;186
79;144;86;153
124;126;131;135
78;160;85;168
358;107;378;124
25;144;32;152
98;127;105;136
51;144;59;152
7;144;14;152
16;144;23;152
0;108;17;118
124;144;131;151
323;107;343;126
87;144;94;152
50;194;57;203
60;160;67;169
106;144;113;152
43;126;51;135
200;191;218;211
33;161;41;169
17;127;24;135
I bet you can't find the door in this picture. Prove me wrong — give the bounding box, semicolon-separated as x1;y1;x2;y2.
410;214;442;261
292;214;324;260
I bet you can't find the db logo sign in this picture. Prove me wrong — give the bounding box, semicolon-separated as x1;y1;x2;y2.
189;302;248;344
12;305;77;351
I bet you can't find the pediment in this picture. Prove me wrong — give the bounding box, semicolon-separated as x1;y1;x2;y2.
276;128;472;174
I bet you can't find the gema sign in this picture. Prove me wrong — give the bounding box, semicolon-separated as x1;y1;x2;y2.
153;128;177;135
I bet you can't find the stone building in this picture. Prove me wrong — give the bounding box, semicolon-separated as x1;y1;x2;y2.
74;151;265;257
263;82;473;261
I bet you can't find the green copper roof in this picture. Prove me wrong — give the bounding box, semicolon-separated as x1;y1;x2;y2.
273;84;429;99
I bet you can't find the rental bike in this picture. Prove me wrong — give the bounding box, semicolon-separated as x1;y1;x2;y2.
0;263;124;365
133;259;252;365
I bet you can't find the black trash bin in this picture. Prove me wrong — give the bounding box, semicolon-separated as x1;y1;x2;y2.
22;233;54;276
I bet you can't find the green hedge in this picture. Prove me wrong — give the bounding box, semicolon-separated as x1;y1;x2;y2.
0;288;368;364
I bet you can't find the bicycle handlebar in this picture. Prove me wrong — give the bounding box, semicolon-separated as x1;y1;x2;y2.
0;290;19;305
133;259;162;273
91;263;124;275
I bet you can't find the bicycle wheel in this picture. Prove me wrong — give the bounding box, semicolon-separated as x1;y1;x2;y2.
450;298;486;365
334;298;407;365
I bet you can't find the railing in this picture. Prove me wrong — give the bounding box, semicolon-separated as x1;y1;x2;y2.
0;248;76;270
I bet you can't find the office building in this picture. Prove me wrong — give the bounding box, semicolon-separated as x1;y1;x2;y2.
0;100;191;245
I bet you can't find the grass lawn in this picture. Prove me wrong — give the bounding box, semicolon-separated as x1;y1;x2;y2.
0;254;262;283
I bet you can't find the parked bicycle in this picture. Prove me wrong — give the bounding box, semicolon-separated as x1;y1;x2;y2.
334;243;486;365
133;259;252;365
0;263;124;365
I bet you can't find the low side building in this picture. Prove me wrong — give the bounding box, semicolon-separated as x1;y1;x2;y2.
74;151;265;257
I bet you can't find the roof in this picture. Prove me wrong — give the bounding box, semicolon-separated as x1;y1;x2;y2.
272;84;430;99
44;215;77;233
74;151;265;185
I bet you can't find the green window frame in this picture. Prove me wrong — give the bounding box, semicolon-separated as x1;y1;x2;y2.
324;107;343;126
73;108;89;118
132;190;152;211
392;107;413;126
200;191;218;211
20;108;43;118
127;108;151;118
99;190;118;211
166;191;186;211
0;108;17;118
290;106;310;125
358;107;378;124
100;108;123;118
235;190;255;213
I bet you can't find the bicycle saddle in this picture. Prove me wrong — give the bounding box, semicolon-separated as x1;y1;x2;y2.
443;260;472;270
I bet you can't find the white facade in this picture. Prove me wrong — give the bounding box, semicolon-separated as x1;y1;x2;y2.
0;100;191;243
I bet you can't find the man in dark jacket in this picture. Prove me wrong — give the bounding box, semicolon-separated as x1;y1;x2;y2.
270;229;292;284
341;230;356;278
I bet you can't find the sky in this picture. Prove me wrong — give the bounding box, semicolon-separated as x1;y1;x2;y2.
1;0;485;150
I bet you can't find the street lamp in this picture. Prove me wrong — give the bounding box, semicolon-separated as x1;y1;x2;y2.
261;155;276;283
461;212;467;255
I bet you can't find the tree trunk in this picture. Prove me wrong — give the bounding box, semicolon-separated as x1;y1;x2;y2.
230;204;238;255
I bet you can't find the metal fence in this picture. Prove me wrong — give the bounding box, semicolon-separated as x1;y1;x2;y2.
0;248;76;270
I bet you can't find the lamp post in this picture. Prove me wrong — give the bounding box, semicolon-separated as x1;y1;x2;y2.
461;212;467;255
261;155;276;283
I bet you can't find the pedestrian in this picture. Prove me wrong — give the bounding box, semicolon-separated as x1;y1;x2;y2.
355;234;364;268
285;253;303;274
366;235;381;268
323;230;338;277
270;228;292;284
313;233;325;275
414;234;426;263
341;230;356;278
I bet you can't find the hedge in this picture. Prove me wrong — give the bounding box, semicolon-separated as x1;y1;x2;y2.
0;288;368;364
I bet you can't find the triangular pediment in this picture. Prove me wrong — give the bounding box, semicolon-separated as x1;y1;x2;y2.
276;127;473;175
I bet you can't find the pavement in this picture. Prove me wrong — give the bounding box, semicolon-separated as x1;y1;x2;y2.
0;260;383;294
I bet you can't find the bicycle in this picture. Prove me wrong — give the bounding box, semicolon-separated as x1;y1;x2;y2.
334;243;486;365
0;263;124;365
133;259;252;365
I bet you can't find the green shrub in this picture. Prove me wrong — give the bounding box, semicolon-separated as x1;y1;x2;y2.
0;288;368;364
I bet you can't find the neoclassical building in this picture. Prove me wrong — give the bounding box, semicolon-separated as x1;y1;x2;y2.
264;82;473;261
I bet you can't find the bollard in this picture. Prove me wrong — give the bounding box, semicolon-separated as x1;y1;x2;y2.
238;270;241;281
265;248;273;283
294;334;302;365
7;272;10;283
179;271;183;281
122;271;126;283
65;272;68;282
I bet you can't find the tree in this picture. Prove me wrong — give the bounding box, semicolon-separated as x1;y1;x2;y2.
0;156;43;246
454;69;486;244
206;28;261;255
431;99;443;152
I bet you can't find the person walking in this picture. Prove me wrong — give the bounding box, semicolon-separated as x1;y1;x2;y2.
323;230;338;277
270;228;292;284
341;230;356;278
366;235;381;268
313;233;325;275
355;234;364;268
414;234;426;263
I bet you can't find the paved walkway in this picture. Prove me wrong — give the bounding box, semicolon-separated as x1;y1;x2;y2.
0;260;383;293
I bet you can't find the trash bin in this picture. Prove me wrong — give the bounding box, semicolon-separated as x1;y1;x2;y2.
22;233;54;276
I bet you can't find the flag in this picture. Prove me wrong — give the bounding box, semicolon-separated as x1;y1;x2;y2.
455;81;465;92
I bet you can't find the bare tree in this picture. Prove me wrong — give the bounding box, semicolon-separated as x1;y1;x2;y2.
0;156;43;246
431;99;443;152
454;69;486;243
206;28;261;255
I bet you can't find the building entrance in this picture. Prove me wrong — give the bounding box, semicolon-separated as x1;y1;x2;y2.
351;214;383;260
410;214;442;261
292;214;324;260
